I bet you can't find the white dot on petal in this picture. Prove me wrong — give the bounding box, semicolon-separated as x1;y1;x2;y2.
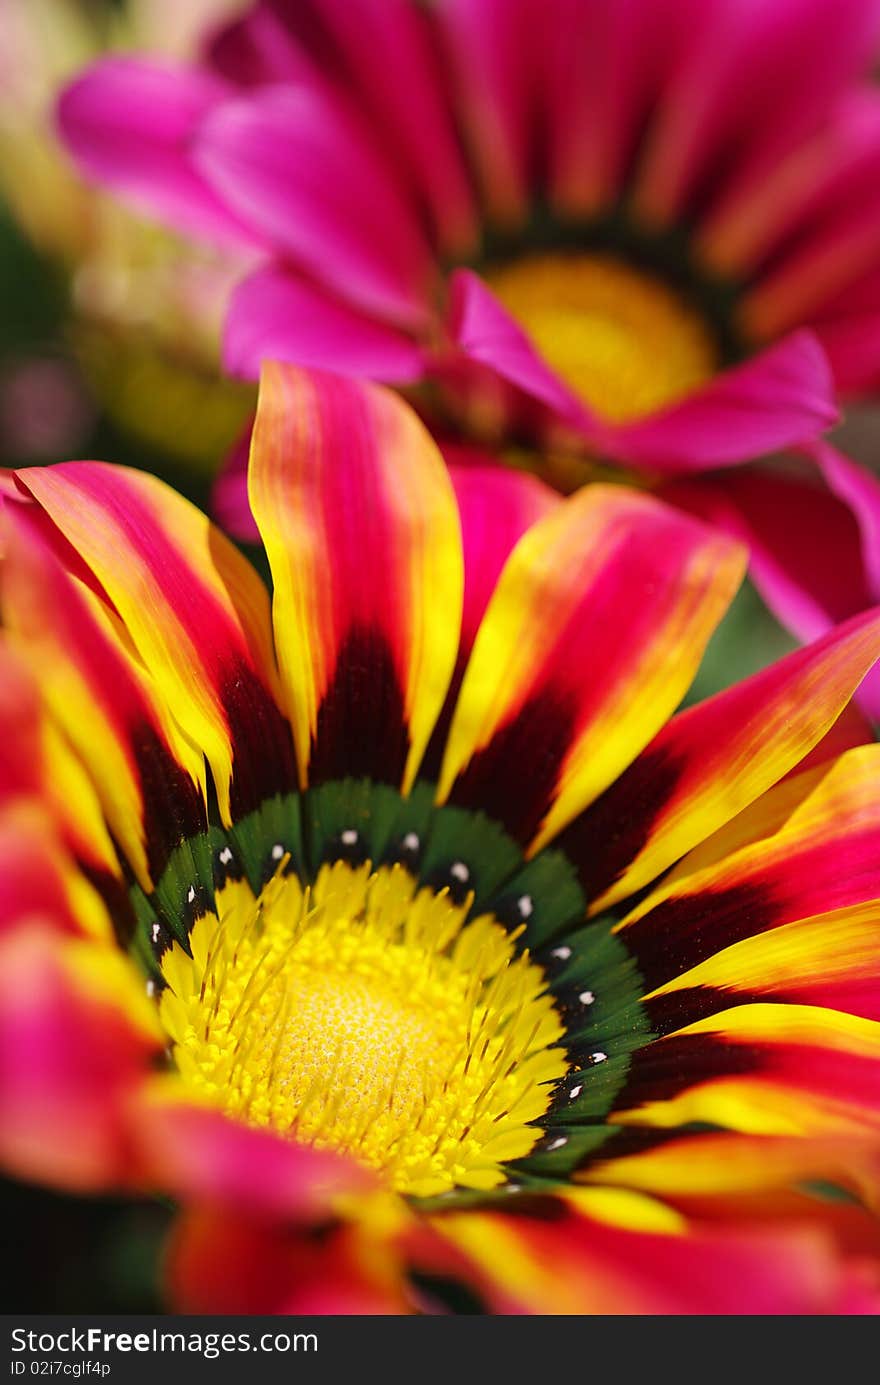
450;861;470;883
546;1136;568;1151
550;945;572;961
569;1084;583;1100
271;843;285;861
340;829;359;847
579;990;595;1006
590;1052;607;1065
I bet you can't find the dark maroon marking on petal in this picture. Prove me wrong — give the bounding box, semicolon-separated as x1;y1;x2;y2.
643;986;771;1036
129;720;207;883
555;746;686;904
610;1033;767;1113
571;1123;707;1172
622;883;776;994
421;659;466;782
447;687;578;845
222;658;298;819
307;624;409;787
82;864;137;951
489;1197;572;1223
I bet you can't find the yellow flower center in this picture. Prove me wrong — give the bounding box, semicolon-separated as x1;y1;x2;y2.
484;251;719;423
159;860;568;1198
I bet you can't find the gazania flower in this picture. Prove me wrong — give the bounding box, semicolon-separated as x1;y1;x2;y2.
56;0;880;710
4;363;880;1313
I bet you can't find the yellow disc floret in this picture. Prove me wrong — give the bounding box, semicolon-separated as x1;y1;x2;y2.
485;251;719;423
158;860;568;1197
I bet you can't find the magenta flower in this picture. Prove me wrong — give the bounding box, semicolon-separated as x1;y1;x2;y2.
58;0;880;706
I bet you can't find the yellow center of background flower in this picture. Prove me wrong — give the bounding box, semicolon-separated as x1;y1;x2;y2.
159;860;568;1198
485;251;719;422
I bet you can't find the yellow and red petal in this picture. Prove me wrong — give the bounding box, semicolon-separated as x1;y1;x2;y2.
248;362;463;792
413;1188;880;1314
580;1128;880;1208
0;642;43;808
0;801;112;944
167;1210;410;1314
567;608;880;911
134;1081;377;1219
2;508;206;888
618;745;880;1003
422;454;560;777
644;901;880;1026
437;486;743;849
611;1004;880;1140
0;639;118;883
0;924;160;1192
15;462;295;824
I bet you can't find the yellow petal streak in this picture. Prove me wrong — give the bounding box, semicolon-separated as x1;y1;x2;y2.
159;863;568;1197
485;252;718;422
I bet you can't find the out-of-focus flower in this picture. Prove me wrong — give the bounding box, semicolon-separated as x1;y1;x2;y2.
59;0;880;455
0;0;253;468
3;360;880;1312
57;0;880;703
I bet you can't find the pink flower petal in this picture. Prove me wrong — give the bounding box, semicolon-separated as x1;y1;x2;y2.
810;441;880;600
604;331;838;473
135;1096;375;1218
212;425;257;544
0;925;160;1192
662;468;870;642
223;263;425;382
57;58;261;249
288;0;477;252
546;0;682;215
193;84;434;327
436;0;538;224
445;269;593;426
633;0;880;225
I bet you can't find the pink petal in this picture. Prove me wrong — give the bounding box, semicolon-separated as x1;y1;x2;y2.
810;442;880;600
57;59;261;249
545;0;685;215
135;1098;375;1217
662;468;870;643
447;449;560;654
633;0;880;225
212;425;257;544
667;457;880;722
223;263;426;382
193;84;434;327
0;925;159;1192
743;178;880;339
445;269;593;426
804;263;880;396
206;3;316;85
814;307;880;397
699;89;880;277
421;450;560;778
286;0;477;253
603;331;838;473
436;0;539;224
